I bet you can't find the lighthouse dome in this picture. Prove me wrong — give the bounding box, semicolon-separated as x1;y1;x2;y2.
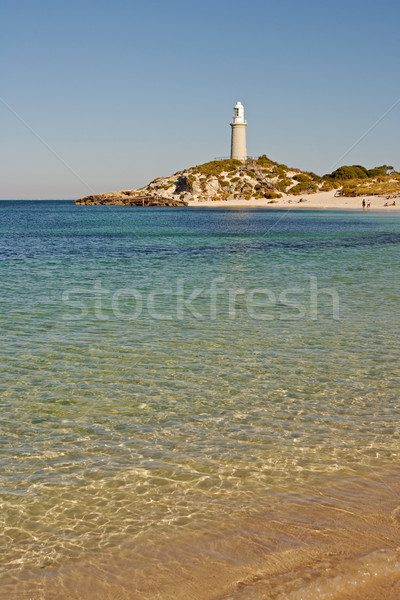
232;101;245;123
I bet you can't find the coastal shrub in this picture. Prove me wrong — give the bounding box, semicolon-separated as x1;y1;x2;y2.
305;171;322;182
321;179;341;189
289;182;318;195
341;178;400;196
292;173;312;183
256;154;277;167
324;165;370;180
175;176;190;194
193;159;241;178
275;178;291;192
264;190;282;199
367;165;394;177
320;181;335;192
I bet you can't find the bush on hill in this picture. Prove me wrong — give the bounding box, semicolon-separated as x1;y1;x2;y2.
192;159;241;177
292;173;312;183
275;178;292;192
305;171;322;182
264;190;282;199
367;165;394;177
341;178;400;196
256;154;277;167
320;181;339;192
290;182;318;195
324;165;370;180
324;164;396;181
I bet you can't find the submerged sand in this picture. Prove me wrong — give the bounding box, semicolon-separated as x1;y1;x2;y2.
187;189;400;210
4;471;400;600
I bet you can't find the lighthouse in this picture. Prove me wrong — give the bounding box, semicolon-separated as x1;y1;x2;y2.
230;101;247;161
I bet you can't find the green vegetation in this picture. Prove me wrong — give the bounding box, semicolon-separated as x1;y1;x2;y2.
367;165;394;177
341;176;400;197
320;181;338;192
324;165;369;180
290;182;318;195
277;167;288;179
193;159;242;177
256;154;277;167
320;164;399;196
264;190;282;199
323;164;394;181
292;173;312;183
306;172;322;182
275;178;292;192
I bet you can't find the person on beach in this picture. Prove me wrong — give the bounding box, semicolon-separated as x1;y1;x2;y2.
367;200;371;209
362;199;366;209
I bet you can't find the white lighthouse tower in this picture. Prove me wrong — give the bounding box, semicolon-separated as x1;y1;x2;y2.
230;101;247;161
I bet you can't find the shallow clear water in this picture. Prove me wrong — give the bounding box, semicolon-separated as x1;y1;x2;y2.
1;202;399;598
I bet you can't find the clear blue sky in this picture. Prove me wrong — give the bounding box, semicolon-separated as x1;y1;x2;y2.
1;0;399;199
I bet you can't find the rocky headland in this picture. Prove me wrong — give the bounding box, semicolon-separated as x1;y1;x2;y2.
75;157;400;207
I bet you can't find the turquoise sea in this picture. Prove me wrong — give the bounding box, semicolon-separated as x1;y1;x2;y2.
1;202;399;599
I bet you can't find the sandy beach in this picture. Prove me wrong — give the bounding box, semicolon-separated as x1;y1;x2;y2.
188;189;400;210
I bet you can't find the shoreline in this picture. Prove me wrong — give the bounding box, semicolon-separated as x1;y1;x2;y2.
187;189;400;210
